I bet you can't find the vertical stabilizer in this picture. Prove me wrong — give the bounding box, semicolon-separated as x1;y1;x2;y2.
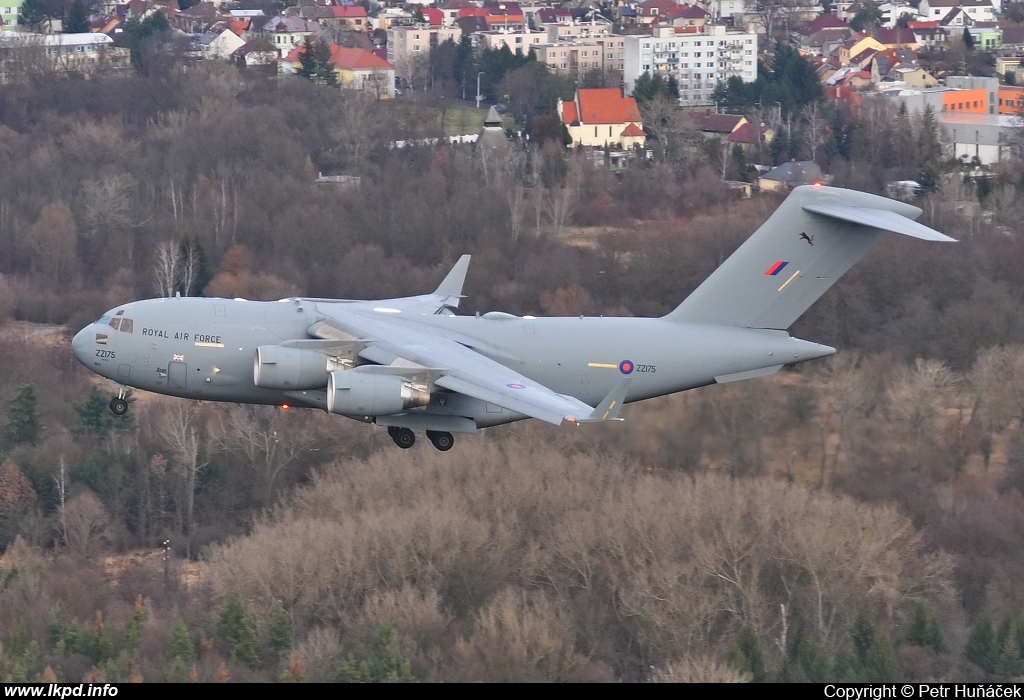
664;185;954;330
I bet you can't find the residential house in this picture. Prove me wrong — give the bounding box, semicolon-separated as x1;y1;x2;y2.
198;26;245;60
877;2;915;28
792;13;852;55
919;0;995;23
657;4;709;31
559;88;646;148
318;6;368;32
636;0;683;26
837;33;884;66
873;27;919;51
260;15;322;57
482;2;525;31
233;37;277;69
907;21;948;50
693;112;747;139
281;43;395;98
758;161;824;191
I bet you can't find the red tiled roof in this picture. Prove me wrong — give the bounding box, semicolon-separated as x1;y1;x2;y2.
874;27;917;44
562;100;579;125
694;112;744;133
728;122;766;144
577;88;641;124
283;44;393;70
620;122;646;137
422;8;444;25
330;45;392;69
797;12;847;36
907;20;939;29
327;6;367;19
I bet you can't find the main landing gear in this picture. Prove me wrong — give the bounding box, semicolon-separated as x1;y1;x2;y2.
387;426;455;451
109;387;129;416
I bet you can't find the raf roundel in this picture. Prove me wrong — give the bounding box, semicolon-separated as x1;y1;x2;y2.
506;383;526;390
618;360;634;375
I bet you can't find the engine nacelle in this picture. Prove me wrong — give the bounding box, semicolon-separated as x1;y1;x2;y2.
254;345;337;390
327;370;429;416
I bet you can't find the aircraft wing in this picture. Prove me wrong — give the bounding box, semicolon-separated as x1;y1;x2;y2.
311;310;617;426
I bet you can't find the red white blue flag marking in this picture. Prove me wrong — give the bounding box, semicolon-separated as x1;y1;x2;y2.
764;261;789;276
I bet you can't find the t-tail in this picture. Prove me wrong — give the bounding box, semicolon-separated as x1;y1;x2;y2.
664;185;955;330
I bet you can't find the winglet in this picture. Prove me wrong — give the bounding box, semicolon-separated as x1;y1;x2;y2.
434;255;472;299
576;378;632;423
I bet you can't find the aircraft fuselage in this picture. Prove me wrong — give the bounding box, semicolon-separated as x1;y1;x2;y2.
71;296;833;429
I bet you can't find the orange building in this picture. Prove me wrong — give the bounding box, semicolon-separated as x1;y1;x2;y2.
941;88;988;114
997;86;1024;115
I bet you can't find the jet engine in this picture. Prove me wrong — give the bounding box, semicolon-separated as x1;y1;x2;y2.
327;370;429;416
253;345;339;390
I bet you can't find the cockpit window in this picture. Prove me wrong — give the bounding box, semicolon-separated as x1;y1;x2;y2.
97;316;111;324
106;317;134;333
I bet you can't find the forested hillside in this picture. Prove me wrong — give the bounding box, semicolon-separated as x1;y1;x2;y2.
1;61;1024;682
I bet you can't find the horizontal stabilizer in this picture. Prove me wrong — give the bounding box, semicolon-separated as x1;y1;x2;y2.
802;203;957;242
575;378;632;423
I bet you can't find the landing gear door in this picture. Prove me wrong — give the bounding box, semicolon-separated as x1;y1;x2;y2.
168;361;187;391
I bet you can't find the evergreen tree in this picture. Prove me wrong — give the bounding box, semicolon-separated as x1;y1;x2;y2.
297;37;318;81
5;384;40;447
168;617;195;663
632;72;669;104
268;608;293;663
74;387;132;439
966;613;999;676
841;609;900;682
65;0;90;34
963;27;975;50
725;622;766;681
777;617;831;682
18;0;46;29
335;623;415;683
314;40;338;87
905;602;946;653
217;595;261;669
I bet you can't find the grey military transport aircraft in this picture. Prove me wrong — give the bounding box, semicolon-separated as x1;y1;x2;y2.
71;185;954;451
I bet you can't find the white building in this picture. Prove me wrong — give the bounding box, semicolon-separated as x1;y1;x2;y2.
623;25;757;107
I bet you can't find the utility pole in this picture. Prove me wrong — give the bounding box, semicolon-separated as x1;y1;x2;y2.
476;70;484;109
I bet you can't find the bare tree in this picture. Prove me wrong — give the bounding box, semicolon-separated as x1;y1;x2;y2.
800;102;826;164
211;405;319;506
153;240;180;298
156;401;208;559
502;151;529;242
63;491;111;559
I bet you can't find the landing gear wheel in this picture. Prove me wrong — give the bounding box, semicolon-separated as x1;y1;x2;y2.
109;398;128;416
391;427;415;449
427;430;454;451
387;426;399;439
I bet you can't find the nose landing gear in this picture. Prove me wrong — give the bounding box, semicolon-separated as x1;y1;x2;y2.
108;386;131;415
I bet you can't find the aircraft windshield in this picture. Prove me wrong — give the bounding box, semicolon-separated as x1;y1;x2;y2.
106;317;134;333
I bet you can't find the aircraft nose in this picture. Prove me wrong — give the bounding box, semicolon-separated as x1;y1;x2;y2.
71;325;92;365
